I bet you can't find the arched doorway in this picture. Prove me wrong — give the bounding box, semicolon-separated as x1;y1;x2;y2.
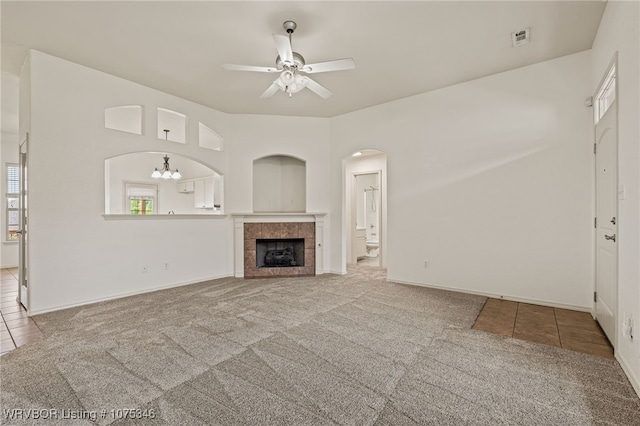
345;150;387;268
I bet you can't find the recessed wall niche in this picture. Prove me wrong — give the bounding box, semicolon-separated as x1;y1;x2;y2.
104;105;143;135
253;155;305;213
157;108;186;143
199;122;223;151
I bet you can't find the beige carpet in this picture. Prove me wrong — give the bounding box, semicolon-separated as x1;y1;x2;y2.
1;266;639;425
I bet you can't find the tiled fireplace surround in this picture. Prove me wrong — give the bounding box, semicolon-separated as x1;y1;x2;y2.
233;214;325;278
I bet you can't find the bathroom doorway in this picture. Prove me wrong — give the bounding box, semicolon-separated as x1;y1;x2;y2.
354;172;381;266
345;150;387;268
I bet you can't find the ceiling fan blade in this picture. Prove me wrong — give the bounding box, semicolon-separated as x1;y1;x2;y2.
223;64;278;73
260;83;281;99
304;77;332;99
273;34;293;64
302;58;355;74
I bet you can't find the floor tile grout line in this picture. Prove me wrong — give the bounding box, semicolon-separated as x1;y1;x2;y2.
553;308;563;349
512;302;519;337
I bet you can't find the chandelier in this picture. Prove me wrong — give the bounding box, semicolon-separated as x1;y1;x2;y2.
151;130;181;180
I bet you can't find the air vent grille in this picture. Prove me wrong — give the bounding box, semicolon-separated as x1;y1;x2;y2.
511;28;530;47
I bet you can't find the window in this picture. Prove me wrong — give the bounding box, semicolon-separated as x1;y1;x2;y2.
6;164;19;241
595;64;616;124
130;198;153;215
124;183;157;215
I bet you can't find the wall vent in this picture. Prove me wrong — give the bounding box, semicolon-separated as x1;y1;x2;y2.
511;28;530;47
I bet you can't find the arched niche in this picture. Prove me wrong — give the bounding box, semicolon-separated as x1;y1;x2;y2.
253;155;306;213
104;152;223;215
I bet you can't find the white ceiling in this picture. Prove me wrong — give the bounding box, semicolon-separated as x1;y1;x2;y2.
1;1;606;118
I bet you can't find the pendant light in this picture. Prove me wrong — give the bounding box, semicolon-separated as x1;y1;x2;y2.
151;130;181;180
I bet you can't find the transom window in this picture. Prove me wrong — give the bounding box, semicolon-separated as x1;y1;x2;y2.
595;64;616;124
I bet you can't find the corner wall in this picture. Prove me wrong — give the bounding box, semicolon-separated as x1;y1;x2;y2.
331;51;594;310
591;0;640;396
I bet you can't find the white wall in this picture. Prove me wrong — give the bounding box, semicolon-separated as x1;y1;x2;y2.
1;72;20;267
24;51;231;314
332;51;594;310
591;0;640;396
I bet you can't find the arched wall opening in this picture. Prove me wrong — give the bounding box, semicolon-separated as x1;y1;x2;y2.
104;152;223;215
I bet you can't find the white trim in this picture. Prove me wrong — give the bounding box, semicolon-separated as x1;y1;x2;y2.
387;276;593;313
616;353;640;398
28;274;233;316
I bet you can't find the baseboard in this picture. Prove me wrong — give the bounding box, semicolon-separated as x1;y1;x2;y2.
387;276;592;313
616;352;640;399
1;264;18;269
28;274;234;316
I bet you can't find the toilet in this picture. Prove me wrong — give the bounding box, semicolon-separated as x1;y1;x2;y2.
366;238;379;257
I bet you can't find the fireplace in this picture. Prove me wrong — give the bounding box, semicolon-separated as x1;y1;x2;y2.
243;221;315;278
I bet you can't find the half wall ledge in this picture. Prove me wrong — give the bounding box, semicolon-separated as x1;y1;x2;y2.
103;214;227;220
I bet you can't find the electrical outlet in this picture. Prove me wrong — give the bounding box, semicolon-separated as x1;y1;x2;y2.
423;260;429;268
142;265;148;273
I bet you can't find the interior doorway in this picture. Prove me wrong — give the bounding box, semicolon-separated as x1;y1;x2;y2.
594;58;618;347
345;150;387;269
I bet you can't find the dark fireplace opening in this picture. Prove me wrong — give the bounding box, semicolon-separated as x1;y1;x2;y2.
256;238;305;268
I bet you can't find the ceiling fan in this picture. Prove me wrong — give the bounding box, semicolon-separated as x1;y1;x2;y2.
223;20;355;99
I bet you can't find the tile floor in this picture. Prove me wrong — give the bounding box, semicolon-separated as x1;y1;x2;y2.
0;268;43;356
357;256;380;267
473;298;614;359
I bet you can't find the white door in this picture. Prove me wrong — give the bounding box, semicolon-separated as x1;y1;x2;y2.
595;101;617;346
17;135;28;309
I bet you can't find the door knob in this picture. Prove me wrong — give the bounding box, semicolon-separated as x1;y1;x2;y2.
605;234;616;242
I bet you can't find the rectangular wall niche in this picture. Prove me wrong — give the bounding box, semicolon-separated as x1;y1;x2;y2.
244;222;315;278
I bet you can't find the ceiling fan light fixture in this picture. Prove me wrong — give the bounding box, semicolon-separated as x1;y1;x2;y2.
280;69;294;85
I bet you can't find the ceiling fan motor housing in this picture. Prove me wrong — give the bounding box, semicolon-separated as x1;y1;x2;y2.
276;52;306;70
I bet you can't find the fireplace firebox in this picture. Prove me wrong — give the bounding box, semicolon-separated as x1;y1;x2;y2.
256;238;304;268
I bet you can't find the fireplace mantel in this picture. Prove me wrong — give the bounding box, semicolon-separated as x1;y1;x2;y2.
232;213;326;278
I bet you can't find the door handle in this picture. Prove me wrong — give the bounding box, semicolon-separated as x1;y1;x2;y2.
605;234;616;242
15;230;23;235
